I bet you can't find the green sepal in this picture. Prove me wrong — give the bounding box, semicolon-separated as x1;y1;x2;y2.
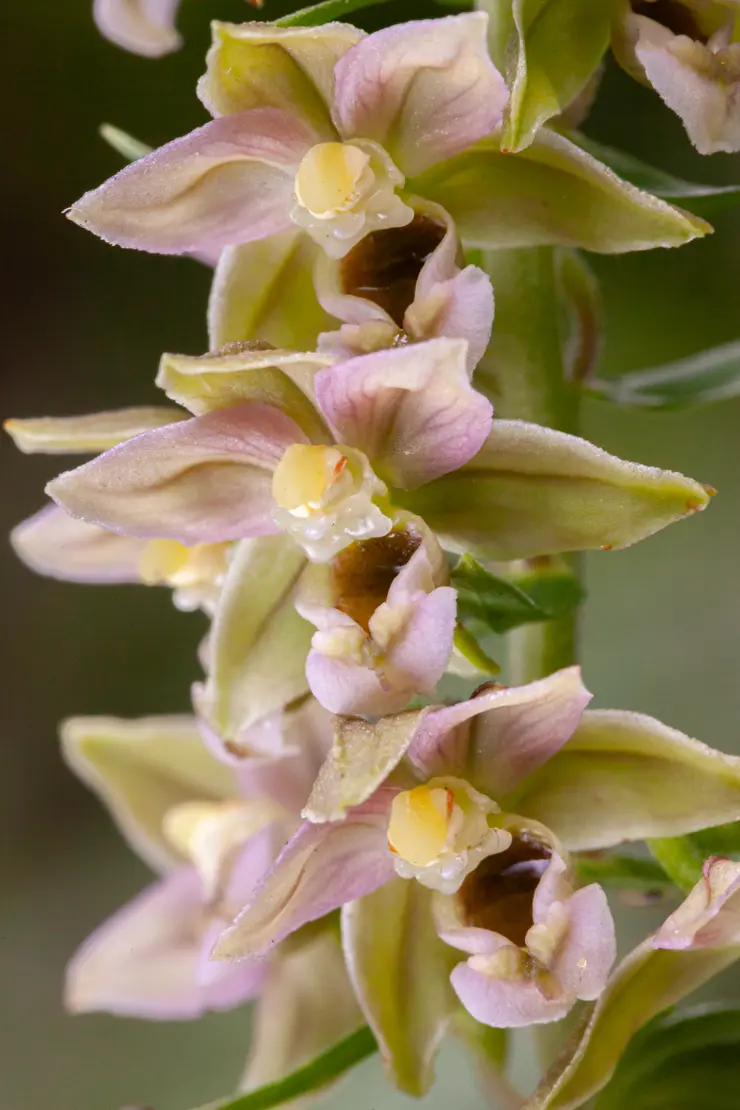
589;341;740;410
570;132;740;218
479;0;612;153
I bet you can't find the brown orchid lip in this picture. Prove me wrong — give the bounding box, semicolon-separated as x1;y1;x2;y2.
458;835;551;948
331;527;423;632
340;213;446;328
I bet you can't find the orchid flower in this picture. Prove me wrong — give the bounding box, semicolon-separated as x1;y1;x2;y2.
44;336;710;573
212;668;740;1087
67;14;707;354
93;0;182;58
614;0;740;154
296;515;457;716
5;409;230;612
62;701;363;1077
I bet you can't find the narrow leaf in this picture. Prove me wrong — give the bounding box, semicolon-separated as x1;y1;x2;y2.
574;854;673;893
570;132;740;217
276;0;396;27
690;820;740;857
99;123;151;162
191;1026;378;1110
595;1006;740;1110
589;340;740;410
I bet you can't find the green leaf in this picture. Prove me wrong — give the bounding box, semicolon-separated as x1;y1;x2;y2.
690;820;740;857
99;123;151;162
589;340;740;410
648;837;705;893
594;1006;740;1110
570;132;740;217
192;1026;378;1110
574;853;673;893
275;0;397;27
451;554;585;635
498;0;612;153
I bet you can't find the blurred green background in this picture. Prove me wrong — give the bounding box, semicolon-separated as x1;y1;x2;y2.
2;2;740;1108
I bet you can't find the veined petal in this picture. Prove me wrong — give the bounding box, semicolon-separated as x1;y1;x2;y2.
61;714;236;872
407;667;591;797
4;406;185;454
333;14;508;177
342;879;456;1095
212;795;395;958
47;403;304;545
242;929;363;1092
200;535;314;745
67;110;314;255
414;129;710;252
156;343;330;440
303;713;419;823
199;21;361;135
11;505;147;584
315;339;492;489
93;0;181;57
208;234;333;352
397;419;711;560
510;709;740;851
66;869;265;1019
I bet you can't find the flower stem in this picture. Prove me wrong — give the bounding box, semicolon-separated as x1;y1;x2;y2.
480;247;585;682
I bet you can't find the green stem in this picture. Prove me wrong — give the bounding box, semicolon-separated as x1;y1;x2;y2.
196;1027;377;1110
479;248;583;681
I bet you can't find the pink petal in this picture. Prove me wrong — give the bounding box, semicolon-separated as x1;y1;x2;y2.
11;504;147;584
381;585;457;691
450;961;571;1028
332;13;508;177
305;648;403;716
407;667;591;796
93;0;181;57
66;869;263;1020
315;338;492;489
553;884;616;1002
47;404;306;545
67;110;315;255
654;857;740;950
212;795;395;959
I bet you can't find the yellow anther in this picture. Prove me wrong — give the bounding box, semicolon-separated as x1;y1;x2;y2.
139;539;192;585
272;444;347;514
295;142;372;218
387;785;454;867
